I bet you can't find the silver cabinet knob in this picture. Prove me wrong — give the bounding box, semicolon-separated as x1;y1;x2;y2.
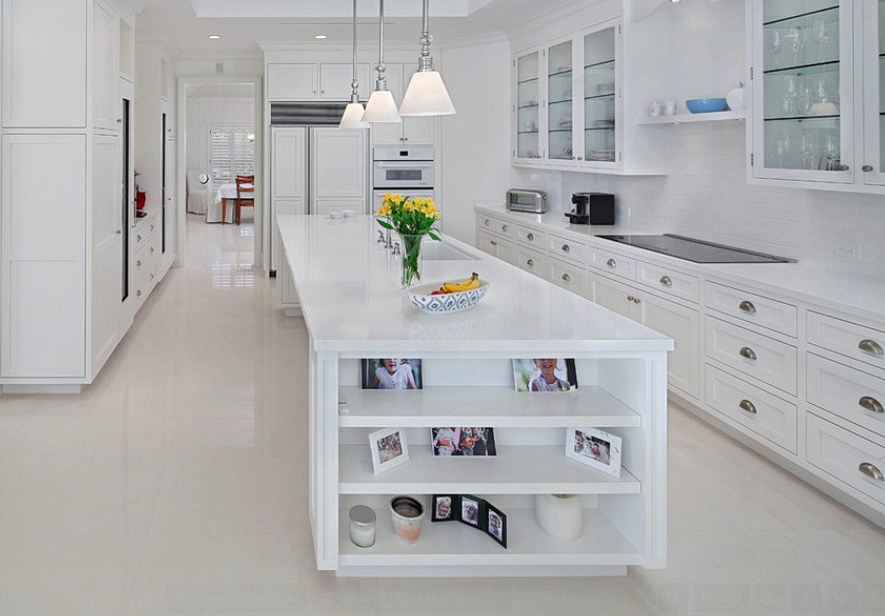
150;273;155;281
527;232;534;241
859;396;884;414
739;300;756;314
562;273;570;282
739;399;757;414
627;295;634;302
137;234;142;242
633;297;641;304
502;224;509;232
484;219;490;227
489;240;497;246
403;137;409;142
562;244;570;253
862;164;874;172
739;346;757;361
116;229;122;235
136;289;142;297
526;258;534;267
136;260;142;267
116;118;122;123
858;339;884;356
659;275;672;287
577;156;583;160
606;258;616;268
834;164;850;171
858;462;884;482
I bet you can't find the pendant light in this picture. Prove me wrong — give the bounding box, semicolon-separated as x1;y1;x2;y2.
399;0;455;116
362;0;401;122
339;0;370;128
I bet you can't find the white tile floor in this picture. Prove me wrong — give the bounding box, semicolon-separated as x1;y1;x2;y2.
0;217;883;615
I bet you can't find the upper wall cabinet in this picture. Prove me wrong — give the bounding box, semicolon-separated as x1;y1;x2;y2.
749;0;885;192
1;0;88;128
93;1;119;133
511;17;662;175
268;63;319;100
319;63;372;100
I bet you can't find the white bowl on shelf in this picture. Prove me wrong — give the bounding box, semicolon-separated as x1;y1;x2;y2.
408;280;490;314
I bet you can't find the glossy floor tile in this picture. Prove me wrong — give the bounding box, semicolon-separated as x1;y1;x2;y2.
0;217;883;615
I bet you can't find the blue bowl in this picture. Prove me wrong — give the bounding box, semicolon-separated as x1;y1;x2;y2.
685;98;728;114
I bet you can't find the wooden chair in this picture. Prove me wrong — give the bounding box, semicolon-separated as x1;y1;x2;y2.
234;175;254;225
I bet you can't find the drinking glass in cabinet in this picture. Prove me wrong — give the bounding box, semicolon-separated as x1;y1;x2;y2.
548;40;573;160
583;26;616;163
517;52;540;158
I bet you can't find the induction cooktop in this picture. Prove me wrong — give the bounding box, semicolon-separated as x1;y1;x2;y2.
597;234;796;264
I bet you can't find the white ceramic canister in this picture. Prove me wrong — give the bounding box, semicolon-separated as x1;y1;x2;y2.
726;87;745;112
349;504;376;548
390;496;425;545
535;494;582;540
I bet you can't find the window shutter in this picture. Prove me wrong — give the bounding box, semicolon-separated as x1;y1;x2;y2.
209;128;233;183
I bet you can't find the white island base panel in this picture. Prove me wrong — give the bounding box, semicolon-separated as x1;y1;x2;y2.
278;214;672;577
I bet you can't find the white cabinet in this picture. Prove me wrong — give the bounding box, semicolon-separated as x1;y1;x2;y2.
91;134;121;369
319;63;371;100
267;63;318;100
309;128;369;214
1;0;88;128
93;1;119;133
476;229;516;265
862;0;885;187
272;127;307;202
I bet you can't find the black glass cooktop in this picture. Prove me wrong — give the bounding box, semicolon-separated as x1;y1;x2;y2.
597;234;796;264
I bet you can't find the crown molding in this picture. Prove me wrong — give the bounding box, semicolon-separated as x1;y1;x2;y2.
258;40;417;53
506;0;605;41
177;49;263;62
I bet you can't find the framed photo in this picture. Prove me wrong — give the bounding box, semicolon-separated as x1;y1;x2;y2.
431;494;457;522
512;358;578;392
368;427;410;475
361;359;423;390
430;427;497;457
565;427;622;478
459;495;481;527
484;502;507;548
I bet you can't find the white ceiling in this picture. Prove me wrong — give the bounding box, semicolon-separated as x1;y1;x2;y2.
137;0;583;55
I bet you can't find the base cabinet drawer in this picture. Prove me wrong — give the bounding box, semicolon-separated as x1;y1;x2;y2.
706;281;797;337
807;353;885;438
514;246;547;279
549;234;587;264
808;311;885;373
515;225;546;249
548;257;587;298
705;316;798;396
706;365;797;454
807;413;885;506
591;247;636;281
638;262;698;304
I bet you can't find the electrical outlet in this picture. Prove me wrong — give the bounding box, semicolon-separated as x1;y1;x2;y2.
835;243;859;259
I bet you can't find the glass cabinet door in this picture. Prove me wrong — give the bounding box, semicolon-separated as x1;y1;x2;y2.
581;25;617;165
754;0;852;182
515;51;541;160
862;0;885;185
547;39;574;161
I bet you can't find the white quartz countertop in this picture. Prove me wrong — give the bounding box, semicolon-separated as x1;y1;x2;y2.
277;214;674;354
476;202;885;322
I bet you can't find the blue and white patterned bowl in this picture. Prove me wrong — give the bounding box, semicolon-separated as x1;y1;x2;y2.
408;280;490;314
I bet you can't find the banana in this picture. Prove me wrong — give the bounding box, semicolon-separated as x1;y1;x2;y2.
442;273;480;293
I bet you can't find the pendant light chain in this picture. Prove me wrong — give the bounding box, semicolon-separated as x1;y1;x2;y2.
350;0;359;102
417;0;433;72
375;0;389;92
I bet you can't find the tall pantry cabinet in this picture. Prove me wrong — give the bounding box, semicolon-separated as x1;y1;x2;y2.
0;0;139;392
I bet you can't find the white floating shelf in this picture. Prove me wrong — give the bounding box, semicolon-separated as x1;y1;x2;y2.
637;110;747;125
338;385;641;428
338;497;641;567
339;445;641;495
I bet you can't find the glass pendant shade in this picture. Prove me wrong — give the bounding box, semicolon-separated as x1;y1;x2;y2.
362;90;401;123
399;70;455;116
339;102;370;128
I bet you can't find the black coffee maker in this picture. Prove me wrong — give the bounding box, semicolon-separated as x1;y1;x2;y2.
565;192;615;225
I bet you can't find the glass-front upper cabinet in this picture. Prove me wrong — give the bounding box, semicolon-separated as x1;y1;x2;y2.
862;0;885;186
751;0;854;183
581;23;618;167
515;50;542;160
547;39;574;161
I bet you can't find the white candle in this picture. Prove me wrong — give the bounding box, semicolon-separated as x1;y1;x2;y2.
535;494;582;540
349;505;376;548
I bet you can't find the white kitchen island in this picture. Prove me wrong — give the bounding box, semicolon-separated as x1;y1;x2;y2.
277;214;674;578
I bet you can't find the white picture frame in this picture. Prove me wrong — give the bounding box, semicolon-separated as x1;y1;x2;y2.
368;427;410;475
565;427;622;477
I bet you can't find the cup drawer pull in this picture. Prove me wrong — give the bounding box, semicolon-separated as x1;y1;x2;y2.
490;240;497;246
739;346;757;361
739;300;756;314
858;339;884;356
739;399;757;414
659;275;672;287
859;396;884;414
562;273;570;282
858;462;884;482
606;258;616;268
526;259;534;267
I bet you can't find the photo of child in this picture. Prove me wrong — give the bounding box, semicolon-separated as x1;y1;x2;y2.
486;506;506;547
430;427;497;457
566;427;622;478
432;495;454;522
575;429;611;465
513;358;578;392
360;359;423;390
461;497;480;526
376;431;404;464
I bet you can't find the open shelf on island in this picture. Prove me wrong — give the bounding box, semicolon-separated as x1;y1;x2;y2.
637;110;747;125
338;496;641;567
338;385;640;428
339;445;641;495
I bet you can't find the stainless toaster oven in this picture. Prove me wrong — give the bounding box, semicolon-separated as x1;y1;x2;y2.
506;189;548;214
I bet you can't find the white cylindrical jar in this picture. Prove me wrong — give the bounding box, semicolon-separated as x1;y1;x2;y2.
349;504;376;548
535;494;582;540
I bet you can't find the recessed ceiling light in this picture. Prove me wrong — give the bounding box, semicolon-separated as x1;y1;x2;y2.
314;34;328;39
208;34;221;40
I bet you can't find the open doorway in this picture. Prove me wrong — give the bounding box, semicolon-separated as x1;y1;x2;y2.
176;78;263;277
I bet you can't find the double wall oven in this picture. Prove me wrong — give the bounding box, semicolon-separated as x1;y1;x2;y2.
372;145;435;210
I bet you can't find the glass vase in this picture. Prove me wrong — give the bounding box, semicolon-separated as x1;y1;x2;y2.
398;233;425;288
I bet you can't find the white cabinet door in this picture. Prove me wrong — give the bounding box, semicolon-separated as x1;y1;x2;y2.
93;1;118;133
320;63;371;100
639;291;700;399
92;134;120;370
1;135;87;377
862;0;885;186
310;128;368;207
369;64;405;145
2;0;87;127
272;127;307;200
267;63;318;100
401;66;435;144
589;272;636;320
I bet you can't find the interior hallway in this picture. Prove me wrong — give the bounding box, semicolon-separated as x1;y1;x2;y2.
0;221;883;615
